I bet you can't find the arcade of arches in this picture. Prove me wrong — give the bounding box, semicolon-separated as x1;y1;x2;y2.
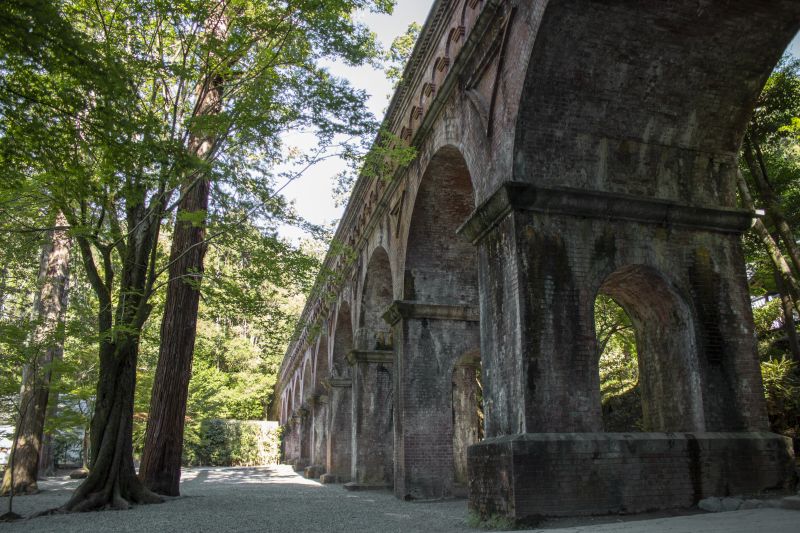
274;0;800;524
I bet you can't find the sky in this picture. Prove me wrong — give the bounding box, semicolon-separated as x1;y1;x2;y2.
277;3;800;244
277;1;435;243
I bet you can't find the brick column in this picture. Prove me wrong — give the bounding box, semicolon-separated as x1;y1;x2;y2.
458;181;794;522
321;377;352;483
346;349;394;489
384;301;480;500
303;394;327;478
296;406;310;472
283;415;300;465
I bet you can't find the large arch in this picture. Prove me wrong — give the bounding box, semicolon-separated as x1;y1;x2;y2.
350;245;395;487
358;246;394;350
310;333;330;470
513;0;800;205
391;145;482;500
403;145;478;305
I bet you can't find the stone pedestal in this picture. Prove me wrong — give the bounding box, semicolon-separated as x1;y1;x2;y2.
384;301;480;500
325;377;352;483
348;349;394;488
298;406;311;468
468;432;796;524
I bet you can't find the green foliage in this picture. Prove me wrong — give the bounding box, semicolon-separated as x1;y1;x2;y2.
740;54;800;440
595;294;642;432
1;0;395;477
185;419;281;467
760;357;800;439
385;22;421;88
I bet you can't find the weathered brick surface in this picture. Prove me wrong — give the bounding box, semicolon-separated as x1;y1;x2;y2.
271;0;800;519
350;352;394;486
326;380;352;482
468;432;797;522
389;307;480;499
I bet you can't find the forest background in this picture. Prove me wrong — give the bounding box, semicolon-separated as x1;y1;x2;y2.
0;0;799;509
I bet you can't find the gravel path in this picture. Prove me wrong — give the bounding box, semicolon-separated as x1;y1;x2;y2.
0;465;797;532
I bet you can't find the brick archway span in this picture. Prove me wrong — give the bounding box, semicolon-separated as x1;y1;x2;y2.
514;0;800;207
594;264;704;432
403;145;478;305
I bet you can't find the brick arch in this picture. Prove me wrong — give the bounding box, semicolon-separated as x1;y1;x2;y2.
331;301;353;378
513;0;800;206
301;355;313;402
593;264;704;433
402;145;477;305
315;332;330;384
358;246;394;350
292;373;301;411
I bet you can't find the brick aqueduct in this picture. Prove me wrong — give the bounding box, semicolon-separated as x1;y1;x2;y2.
271;0;800;522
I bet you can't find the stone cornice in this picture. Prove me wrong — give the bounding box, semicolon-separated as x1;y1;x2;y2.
326;377;353;388
383;301;480;326
458;182;755;244
346;349;394;366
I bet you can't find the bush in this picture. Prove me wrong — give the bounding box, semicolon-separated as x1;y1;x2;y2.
184;419;281;467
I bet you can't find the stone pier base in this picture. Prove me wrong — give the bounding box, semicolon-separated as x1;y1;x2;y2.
468;432;796;524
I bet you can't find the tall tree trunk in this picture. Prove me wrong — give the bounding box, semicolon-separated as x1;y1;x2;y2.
743;137;800;278
737;171;800;314
1;212;71;496
138;176;210;496
61;338;160;511
774;268;800;362
139;10;226;497
61;196;163;511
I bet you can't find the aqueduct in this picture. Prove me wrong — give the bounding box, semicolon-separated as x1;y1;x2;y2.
272;0;800;522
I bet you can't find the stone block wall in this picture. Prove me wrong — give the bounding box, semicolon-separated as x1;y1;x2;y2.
468;432;797;523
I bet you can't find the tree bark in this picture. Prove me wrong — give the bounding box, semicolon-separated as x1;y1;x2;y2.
743;138;800;279
139;11;226;496
737;171;800;314
138;174;211;495
774;268;800;362
1;212;71;495
60;191;164;511
61;338;161;511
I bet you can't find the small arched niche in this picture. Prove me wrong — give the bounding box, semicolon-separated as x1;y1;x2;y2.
359;247;394;350
594;265;705;432
332;302;353;378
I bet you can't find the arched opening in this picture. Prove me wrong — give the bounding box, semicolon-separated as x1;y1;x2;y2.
316;334;330;383
451;352;483;487
395;145;482;499
300;358;313;463
312;335;330;469
359;247;393;350
352;246;395;486
594;266;704;432
326;302;353;481
595;294;641;432
331;303;352;378
404;146;478;304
